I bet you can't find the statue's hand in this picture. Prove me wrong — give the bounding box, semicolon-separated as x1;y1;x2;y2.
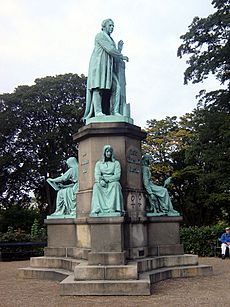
100;179;107;187
122;56;129;62
118;40;124;52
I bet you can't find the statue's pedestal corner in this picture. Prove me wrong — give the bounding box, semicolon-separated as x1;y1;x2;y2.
167;212;181;217
46;214;76;220
89;211;124;218
86;115;134;125
146;212;167;217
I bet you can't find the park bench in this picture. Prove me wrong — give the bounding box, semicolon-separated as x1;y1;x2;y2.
0;241;47;261
211;238;230;258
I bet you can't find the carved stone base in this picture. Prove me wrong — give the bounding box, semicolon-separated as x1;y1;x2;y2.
45;218;77;248
147;216;184;256
88;251;126;265
47;214;76;219
44;247;90;259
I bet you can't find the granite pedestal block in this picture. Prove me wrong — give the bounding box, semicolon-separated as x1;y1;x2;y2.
87;216;126;265
147;216;184;256
73;122;146;218
45;218;77;248
73;122;148;260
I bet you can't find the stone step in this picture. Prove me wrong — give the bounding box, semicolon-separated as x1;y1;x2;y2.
17;267;71;281
60;274;150;296
44;247;90;260
134;254;199;273
140;264;213;284
29;256;84;271
18;255;213;296
74;263;138;280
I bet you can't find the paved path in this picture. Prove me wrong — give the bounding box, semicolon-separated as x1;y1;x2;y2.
0;257;229;307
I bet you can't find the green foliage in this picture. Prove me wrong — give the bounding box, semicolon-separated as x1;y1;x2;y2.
0;205;41;233
0;219;46;242
0;221;47;261
0;73;86;213
142;114;195;180
177;0;230;86
142;114;201;223
30;218;47;241
147;0;230;226
143;110;230;226
180;224;228;256
0;226;31;242
177;1;230;203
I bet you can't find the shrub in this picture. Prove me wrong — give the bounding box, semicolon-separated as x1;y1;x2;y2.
0;206;41;233
0;226;31;242
0;221;47;261
30;219;47;241
180;224;228;256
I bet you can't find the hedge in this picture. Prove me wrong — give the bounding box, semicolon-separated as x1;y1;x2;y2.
180;224;228;256
0;221;47;261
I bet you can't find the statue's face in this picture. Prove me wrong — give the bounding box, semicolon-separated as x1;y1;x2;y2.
104;21;114;35
143;154;152;165
105;148;112;159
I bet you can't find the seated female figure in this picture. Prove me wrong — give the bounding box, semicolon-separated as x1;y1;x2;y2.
91;145;124;216
142;153;179;216
47;157;78;217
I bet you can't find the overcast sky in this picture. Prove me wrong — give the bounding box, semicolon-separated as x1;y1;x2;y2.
1;0;218;127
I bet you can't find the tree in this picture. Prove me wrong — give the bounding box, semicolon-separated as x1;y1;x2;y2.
142;114;202;224
177;0;230;86
142;115;195;181
176;0;230;225
0;205;41;233
0;73;86;215
143;110;230;226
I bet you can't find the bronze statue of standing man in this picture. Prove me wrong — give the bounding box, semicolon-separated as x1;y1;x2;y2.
84;19;129;120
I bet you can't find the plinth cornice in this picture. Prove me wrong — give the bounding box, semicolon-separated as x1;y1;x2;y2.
73;122;146;142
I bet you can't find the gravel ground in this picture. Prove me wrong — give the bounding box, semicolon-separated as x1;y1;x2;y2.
0;257;229;307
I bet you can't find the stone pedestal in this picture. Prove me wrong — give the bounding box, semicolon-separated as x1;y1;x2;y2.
87;216;125;265
124;220;148;259
18;121;212;297
73;122;146;218
45;218;77;248
44;218;77;258
72;122;148;261
44;122;184;262
147;216;184;256
44;218;91;259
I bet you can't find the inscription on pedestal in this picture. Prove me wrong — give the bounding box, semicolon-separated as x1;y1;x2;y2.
81;153;89;174
127;146;141;174
126;191;146;221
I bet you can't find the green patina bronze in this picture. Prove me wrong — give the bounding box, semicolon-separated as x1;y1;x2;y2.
85;114;133;125
117;40;130;117
47;157;78;219
90;145;124;217
142;154;180;217
84;19;130;122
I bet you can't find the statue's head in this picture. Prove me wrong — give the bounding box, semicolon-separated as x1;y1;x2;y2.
142;153;152;166
66;157;78;168
101;19;114;35
102;144;115;162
